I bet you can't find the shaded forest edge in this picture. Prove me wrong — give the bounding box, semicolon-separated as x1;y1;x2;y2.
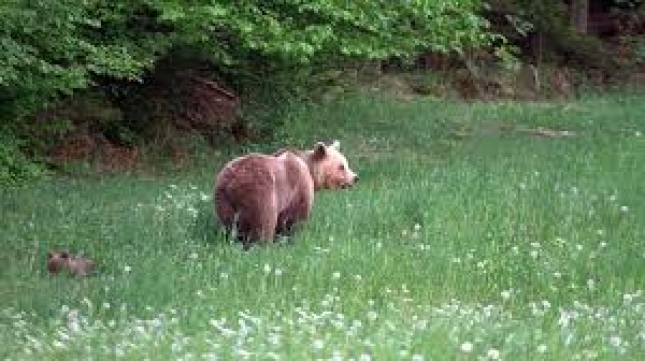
1;0;644;185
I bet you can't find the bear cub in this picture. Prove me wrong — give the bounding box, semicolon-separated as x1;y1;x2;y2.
47;250;95;277
214;140;358;247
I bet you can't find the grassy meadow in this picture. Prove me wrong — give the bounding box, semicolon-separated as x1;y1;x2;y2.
1;92;644;360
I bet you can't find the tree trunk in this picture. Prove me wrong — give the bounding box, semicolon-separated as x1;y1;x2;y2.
570;0;589;34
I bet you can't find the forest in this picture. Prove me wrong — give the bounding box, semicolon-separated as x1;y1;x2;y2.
1;0;644;184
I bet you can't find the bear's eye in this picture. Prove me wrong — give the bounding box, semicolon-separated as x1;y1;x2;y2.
338;164;345;171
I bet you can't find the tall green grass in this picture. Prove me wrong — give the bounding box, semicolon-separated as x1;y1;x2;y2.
1;92;644;360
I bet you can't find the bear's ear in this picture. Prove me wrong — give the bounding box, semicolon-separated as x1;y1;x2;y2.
312;142;327;160
47;251;54;259
61;251;70;259
330;140;340;150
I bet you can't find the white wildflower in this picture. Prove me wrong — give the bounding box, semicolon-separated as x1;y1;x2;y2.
234;348;252;359
501;290;512;301
460;342;474;353
313;339;324;350
558;310;571;328
624;293;636;304
610;335;622;348
487;348;501;360
331;351;343;361
115;345;125;357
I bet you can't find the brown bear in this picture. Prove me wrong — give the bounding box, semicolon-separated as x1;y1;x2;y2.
47;250;95;276
214;140;358;247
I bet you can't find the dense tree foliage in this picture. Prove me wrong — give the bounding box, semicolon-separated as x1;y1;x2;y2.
0;0;496;120
488;0;644;67
2;1;644;185
0;0;171;119
0;0;502;184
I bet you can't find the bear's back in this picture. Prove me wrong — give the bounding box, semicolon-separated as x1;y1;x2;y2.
216;152;312;207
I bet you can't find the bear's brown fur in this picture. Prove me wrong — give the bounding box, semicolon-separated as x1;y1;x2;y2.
47;250;95;277
214;141;358;247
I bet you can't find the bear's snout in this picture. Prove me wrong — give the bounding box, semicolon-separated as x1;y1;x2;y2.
350;172;359;185
341;173;358;189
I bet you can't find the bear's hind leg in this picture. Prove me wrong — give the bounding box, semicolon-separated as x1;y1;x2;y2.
216;196;238;239
238;206;277;246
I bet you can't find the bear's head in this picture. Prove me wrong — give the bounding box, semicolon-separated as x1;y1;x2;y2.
306;140;358;190
47;250;70;274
